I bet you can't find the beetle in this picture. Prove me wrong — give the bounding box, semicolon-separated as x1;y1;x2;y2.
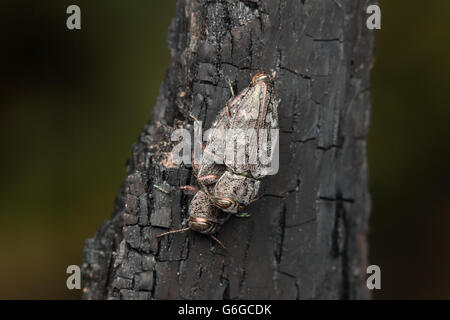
156;72;280;250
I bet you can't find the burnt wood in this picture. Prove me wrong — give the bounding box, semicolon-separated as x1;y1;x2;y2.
82;0;375;300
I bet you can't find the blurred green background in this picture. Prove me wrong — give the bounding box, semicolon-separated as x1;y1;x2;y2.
0;1;449;299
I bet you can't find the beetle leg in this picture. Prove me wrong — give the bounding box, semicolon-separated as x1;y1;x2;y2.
179;185;199;195
235;212;251;218
195;174;220;185
188;112;200;123
224;77;235;118
153;184;171;194
225;76;235;97
209;234;228;253
225;105;231;118
156;227;190;238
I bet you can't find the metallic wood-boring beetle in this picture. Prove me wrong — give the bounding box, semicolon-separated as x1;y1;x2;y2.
156;72;280;250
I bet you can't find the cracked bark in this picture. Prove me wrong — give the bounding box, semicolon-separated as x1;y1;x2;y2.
81;0;374;300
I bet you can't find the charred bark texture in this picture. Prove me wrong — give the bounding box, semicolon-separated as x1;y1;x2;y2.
82;0;374;300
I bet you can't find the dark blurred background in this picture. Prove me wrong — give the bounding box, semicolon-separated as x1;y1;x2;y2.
0;1;448;299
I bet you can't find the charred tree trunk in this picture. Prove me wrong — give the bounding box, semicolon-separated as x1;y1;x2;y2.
82;0;374;300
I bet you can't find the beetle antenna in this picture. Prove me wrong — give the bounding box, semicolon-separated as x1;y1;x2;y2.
209;235;228;253
156;227;190;238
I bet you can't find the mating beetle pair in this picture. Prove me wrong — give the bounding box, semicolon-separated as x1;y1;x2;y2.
156;72;280;250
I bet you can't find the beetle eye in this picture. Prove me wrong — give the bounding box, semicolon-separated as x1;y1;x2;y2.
215;198;233;209
238;204;245;212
